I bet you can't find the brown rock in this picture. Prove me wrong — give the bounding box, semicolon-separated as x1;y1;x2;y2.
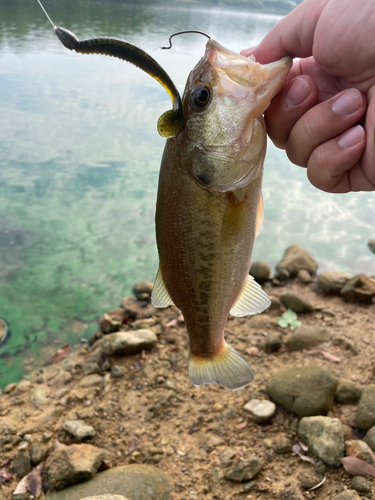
345;439;375;465
276;245;318;276
341;274;375;303
317;271;354;294
45;443;106;490
279;293;314;313
99;313;123;334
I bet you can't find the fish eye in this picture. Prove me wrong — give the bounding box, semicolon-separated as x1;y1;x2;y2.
190;85;211;110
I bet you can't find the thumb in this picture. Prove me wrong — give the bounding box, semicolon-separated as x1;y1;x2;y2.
241;0;327;64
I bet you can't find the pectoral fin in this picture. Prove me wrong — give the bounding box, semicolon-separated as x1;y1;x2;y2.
151;268;175;308
230;274;270;317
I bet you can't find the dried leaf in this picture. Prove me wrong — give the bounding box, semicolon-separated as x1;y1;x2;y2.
321;351;341;363
235;418;248;429
165;319;178;327
299;441;308;452
292;443;302;455
45;344;72;365
14;463;43;498
176;449;186;456
309;475;326;491
341;456;375;477
129;438;137;453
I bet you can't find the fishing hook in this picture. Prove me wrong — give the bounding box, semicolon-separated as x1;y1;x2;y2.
161;31;211;50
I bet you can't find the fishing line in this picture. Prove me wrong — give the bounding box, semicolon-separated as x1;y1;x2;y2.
161;31;211;50
36;0;56;28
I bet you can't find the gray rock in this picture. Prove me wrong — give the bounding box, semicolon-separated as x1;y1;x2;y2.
279;293;314;313
341;274;375;303
133;281;153;296
45;464;172;500
99;312;123;334
224;457;262;482
62;420;96;440
334;379;362;404
30;441;49;465
54;371;73;387
264;331;282;353
250;262;270;284
317;271;354;294
45;444;106;490
282;488;305;500
101;330;157;356
243;399;276;423
199;433;225;452
80;497;129;500
298;416;345;467
297;269;312;284
330;491;362;500
286;325;331;351
267;365;338;417
357;384;375;431
29;384;51;408
364;425;375;452
298;470;321;489
79;374;103;388
219;448;237;468
351;475;372;494
211;466;224;484
12;449;32;479
368;239;375;254
111;365;125;378
276;245;318;276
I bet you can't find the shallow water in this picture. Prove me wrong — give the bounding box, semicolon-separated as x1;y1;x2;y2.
0;0;374;387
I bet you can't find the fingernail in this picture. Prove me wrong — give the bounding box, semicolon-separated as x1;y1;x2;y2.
332;89;362;116
338;125;364;149
285;77;311;106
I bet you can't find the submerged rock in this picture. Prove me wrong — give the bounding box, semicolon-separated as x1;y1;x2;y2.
298;416;345;467
45;464;172;500
276;245;318;276
267;365;337;416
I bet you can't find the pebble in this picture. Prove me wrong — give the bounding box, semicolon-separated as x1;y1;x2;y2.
250;261;270;284
243;399;276;423
45;443;106;490
317;271;354;294
275;268;290;282
279;293;314;313
298;470;321;489
79;374;103;388
350;475;373;495
334;379;362;405
62;420;96;440
82;362;102;376
296;269;312;284
44;464;172;500
267;365;337;416
356;384;375;431
199;433;225;452
285;325;331;351
273;435;293;454
276;245;318;276
298;416;345;467
133;281;153;296
99;313;123;334
12;449;32;479
264;331;282;353
224;456;262;482
100;329;157;356
219;448;237;468
53;371;73;387
282;487;305;500
14;380;33;395
30;441;49;465
111;365;125;378
29;384;51;408
345;439;375;465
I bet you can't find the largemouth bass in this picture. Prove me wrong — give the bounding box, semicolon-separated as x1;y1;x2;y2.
152;40;291;390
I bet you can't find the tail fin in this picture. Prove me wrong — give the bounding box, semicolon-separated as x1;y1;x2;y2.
188;342;254;390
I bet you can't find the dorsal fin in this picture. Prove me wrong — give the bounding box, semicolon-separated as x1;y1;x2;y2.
151;268;175;308
230;274;270;317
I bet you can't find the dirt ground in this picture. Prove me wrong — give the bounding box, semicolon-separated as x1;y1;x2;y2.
1;276;375;500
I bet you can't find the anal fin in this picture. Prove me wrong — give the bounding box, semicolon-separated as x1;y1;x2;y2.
230;274;270;317
151;268;174;308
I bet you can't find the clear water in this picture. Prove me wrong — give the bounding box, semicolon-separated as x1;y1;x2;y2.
0;0;374;387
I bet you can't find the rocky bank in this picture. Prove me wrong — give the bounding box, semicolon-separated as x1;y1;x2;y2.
1;245;375;500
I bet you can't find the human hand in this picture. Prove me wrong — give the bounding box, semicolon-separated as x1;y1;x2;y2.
242;0;375;193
